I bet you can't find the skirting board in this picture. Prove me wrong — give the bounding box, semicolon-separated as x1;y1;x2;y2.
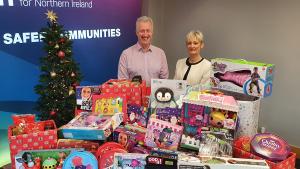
291;145;300;159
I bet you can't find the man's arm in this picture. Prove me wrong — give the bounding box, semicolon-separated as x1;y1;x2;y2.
118;51;129;79
159;51;169;79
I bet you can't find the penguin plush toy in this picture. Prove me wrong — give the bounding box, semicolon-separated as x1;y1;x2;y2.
151;87;178;109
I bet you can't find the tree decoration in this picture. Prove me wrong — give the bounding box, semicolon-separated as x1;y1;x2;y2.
35;10;82;127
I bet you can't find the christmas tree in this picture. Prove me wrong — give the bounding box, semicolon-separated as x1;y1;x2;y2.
35;10;82;127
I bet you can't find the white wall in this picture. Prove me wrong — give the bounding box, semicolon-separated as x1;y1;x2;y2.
143;0;300;147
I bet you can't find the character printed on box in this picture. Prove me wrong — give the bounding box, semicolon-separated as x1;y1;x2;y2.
94;98;123;116
72;156;92;169
42;157;57;169
57;152;67;169
151;87;177;110
249;67;261;95
81;87;92;110
17;152;41;169
118;132;128;148
127;105;147;127
154;128;173;149
210;109;237;129
128;112;138;125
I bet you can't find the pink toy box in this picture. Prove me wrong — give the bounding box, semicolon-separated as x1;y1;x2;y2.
211;58;275;98
145;118;183;151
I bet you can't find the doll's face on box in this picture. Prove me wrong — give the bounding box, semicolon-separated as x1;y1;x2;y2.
118;133;128;147
81;87;92;100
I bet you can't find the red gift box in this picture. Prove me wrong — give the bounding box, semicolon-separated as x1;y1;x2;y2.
57;139;99;155
233;146;296;169
101;79;148;106
8;120;57;168
12;114;35;125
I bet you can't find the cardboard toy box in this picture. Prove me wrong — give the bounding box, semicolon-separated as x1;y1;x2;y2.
178;156;270;169
76;85;101;111
181;90;239;157
57;139;99;155
8;120;57;168
59;112;123;140
211;58;275;98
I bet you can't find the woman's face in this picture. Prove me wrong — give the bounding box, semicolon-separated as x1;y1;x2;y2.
186;38;203;57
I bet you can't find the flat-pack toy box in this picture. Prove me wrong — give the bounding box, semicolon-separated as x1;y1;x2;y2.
15;148;81;169
76;85;101;111
178;155;269;169
59;112;123;140
211;58;275;97
181;90;239;157
114;153;148;169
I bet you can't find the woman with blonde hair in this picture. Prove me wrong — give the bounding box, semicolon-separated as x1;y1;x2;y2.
174;30;212;86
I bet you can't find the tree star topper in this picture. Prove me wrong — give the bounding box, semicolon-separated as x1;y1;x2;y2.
46;10;58;22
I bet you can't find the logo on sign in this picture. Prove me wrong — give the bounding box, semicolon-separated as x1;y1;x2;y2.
0;0;14;6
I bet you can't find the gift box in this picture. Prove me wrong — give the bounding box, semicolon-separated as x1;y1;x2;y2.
233;146;296;169
57;139;99;155
113;153;147;169
8;120;57;168
211;58;275;98
126;104;148;127
59;112;123;140
101;79;147;106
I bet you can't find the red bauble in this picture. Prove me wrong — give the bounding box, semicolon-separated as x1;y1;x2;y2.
57;51;65;58
59;38;65;43
48;41;53;46
50;111;56;116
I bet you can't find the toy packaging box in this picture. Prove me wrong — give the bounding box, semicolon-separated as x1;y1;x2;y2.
59;112;123;140
92;93;127;119
150;79;187;115
218;89;261;137
178;156;269;169
211;58;275;98
155;107;182;125
113;124;146;152
101;79;148;106
145;118;183;151
76;85;101;111
181;90;239;157
57;139;99;155
114;153;148;169
126;104;148;127
14;148;80;169
8;119;57;168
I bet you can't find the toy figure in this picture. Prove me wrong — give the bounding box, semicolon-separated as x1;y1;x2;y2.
151;87;177;110
42;157;57;169
210;111;226;128
249;67;261;95
72;156;92;169
17;152;41;169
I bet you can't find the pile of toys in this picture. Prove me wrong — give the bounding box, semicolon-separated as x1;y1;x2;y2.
7;59;297;169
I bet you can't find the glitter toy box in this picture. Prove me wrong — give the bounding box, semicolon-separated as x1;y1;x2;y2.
211;58;275;98
145;118;183;151
76;85;101;111
14;148;80;169
59;112;123;140
181;90;239;157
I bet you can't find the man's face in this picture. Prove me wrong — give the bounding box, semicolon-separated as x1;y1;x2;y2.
81;87;92;99
136;21;153;48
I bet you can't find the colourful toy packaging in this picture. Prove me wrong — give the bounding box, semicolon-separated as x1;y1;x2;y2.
211;58;275;97
57;139;99;155
113;125;146;152
63;150;98;169
181;90;239;157
145;118;183;151
92;93;127;118
250;133;291;162
15;148;80;169
178;156;269;169
114;153;148;169
126;104;148;127
150;148;178;160
145;155;177;169
76;85;101;111
59;112;123;140
155;107;182;125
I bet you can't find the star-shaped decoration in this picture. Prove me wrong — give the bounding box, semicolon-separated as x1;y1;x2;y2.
46;10;58;22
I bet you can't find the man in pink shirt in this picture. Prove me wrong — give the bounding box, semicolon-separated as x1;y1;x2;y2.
118;16;169;86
